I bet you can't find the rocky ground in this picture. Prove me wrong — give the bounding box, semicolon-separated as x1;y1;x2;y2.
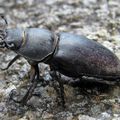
0;0;120;120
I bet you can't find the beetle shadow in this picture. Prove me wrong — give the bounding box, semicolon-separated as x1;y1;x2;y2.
61;75;119;95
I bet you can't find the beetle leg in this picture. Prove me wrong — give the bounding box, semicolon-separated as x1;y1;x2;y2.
20;80;38;106
9;80;38;108
50;71;65;108
58;78;65;108
10;64;41;106
20;64;46;105
1;55;20;70
29;65;36;82
56;72;65;108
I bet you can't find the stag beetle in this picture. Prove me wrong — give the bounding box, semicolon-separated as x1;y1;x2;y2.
0;16;120;107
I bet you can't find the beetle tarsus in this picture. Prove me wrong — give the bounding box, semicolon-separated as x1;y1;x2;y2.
56;73;65;108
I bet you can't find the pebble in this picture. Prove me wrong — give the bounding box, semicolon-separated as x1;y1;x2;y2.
97;112;111;120
4;84;16;97
42;112;54;119
78;115;96;120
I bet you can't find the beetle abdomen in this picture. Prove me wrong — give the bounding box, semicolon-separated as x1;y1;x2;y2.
52;32;120;78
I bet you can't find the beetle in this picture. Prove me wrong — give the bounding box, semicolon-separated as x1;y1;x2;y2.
0;16;120;107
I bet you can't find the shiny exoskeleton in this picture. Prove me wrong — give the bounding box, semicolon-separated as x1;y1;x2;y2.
3;28;120;78
0;16;120;107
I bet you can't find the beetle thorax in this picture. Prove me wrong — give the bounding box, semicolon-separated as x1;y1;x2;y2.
16;28;55;62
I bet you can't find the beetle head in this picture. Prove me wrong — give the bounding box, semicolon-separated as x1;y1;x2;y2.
3;29;23;50
0;15;23;50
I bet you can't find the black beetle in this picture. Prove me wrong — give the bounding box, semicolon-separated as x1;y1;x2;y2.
0;17;120;107
2;28;120;79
